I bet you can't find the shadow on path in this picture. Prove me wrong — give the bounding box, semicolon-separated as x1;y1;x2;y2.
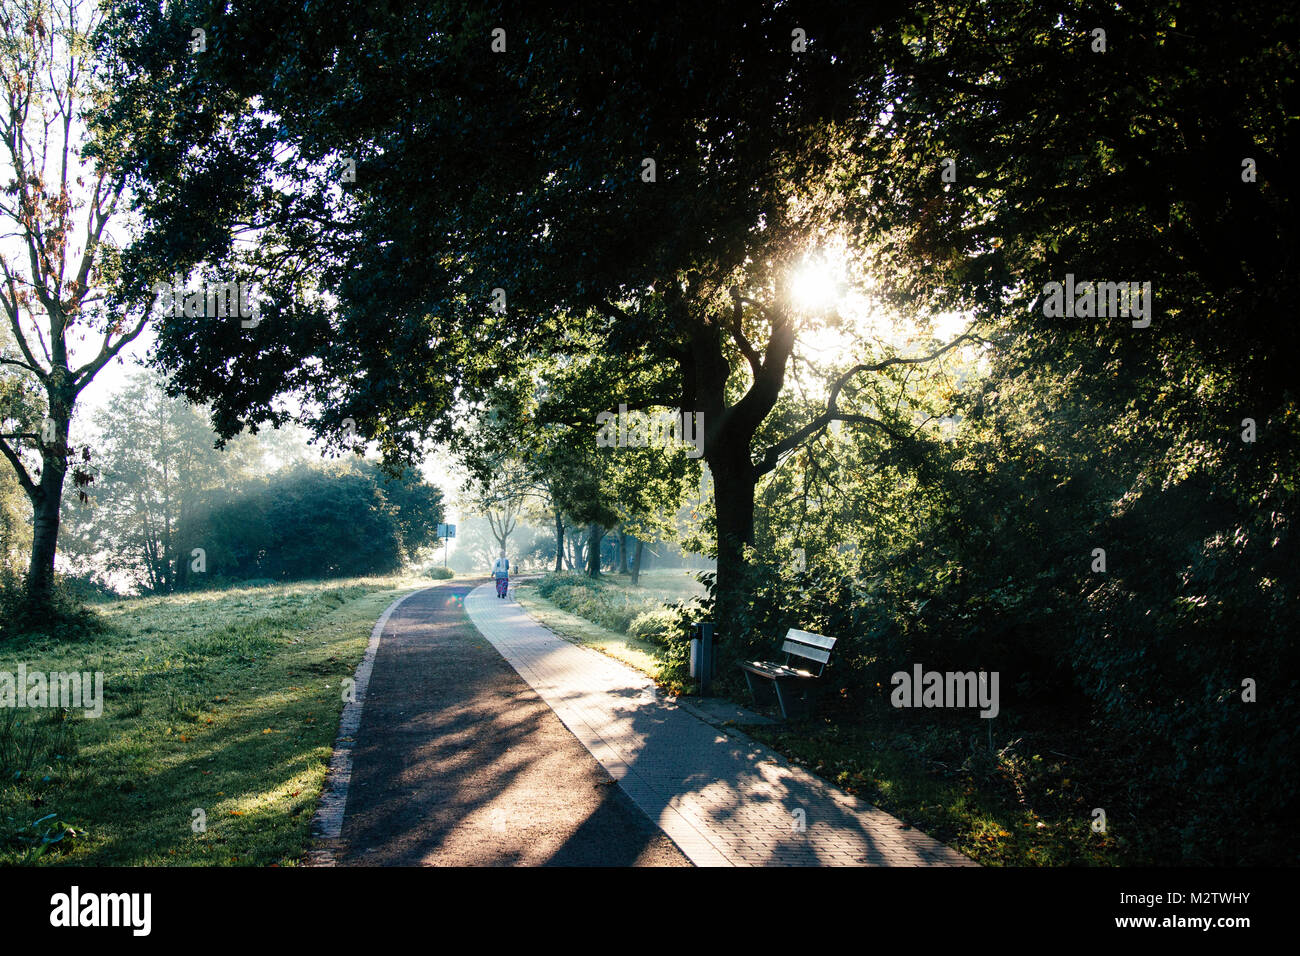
464;584;979;867
333;582;689;866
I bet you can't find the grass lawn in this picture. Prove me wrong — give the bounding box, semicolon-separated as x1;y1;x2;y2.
0;575;432;866
599;567;708;607
512;569;1135;866
513;580;662;674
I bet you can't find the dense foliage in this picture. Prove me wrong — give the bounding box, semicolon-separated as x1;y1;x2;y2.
172;462;442;585
91;0;1298;864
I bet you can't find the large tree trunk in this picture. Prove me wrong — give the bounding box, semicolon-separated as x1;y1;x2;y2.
617;528;630;574
682;299;794;643
161;443;173;593
704;441;759;640
553;510;564;572
175;490;190;590
585;523;604;578
709;451;756;592
566;525;582;570
630;538;645;586
25;410;71;606
27;490;62;603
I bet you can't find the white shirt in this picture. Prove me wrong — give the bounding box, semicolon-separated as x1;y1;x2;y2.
492;557;509;577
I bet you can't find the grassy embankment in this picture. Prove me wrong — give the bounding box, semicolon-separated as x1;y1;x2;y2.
514;569;1133;866
0;575;431;866
512;570;704;678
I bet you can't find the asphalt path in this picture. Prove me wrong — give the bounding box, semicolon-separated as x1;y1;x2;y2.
332;581;689;866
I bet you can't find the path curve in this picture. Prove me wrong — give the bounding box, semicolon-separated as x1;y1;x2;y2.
464;581;978;867
308;581;688;866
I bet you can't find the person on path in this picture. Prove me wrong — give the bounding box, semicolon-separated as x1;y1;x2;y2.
492;550;510;598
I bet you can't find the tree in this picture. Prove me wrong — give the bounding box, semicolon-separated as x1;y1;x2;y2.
856;0;1300;862
461;457;530;559
98;0;932;626
58;369;263;593
456;343;698;580
0;327;34;572
446;515;510;575
707;0;1299;862
0;0;181;607
185;460;442;582
0;463;29;573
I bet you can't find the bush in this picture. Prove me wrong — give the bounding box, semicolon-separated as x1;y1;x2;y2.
551;585;624;631
425;566;454;580
629;608;675;643
0;569;106;643
174;461;444;586
535;572;602;600
649;602;702;693
530;573;705;692
534;571;706;638
57;574;122;604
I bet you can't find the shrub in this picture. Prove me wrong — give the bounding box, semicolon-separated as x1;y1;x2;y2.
535;572;602;600
535;574;637;632
175;462;444;585
629;608;675;643
528;572;708;693
650;602;702;693
426;566;454;579
57;574;122;604
0;569;106;643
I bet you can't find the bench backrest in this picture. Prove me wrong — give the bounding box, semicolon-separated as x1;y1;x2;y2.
782;628;837;676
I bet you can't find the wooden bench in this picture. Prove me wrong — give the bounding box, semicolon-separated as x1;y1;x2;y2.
739;628;837;720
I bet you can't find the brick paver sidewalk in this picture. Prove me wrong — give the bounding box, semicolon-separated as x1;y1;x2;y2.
465;583;977;867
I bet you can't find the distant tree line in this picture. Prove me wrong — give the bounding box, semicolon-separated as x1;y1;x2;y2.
57;372;442;594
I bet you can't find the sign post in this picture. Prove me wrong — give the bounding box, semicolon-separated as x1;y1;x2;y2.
437;523;456;568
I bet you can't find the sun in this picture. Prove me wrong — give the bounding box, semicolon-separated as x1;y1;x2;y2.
788;255;844;312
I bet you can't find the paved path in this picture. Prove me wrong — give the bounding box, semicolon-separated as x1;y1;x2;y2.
465;582;977;867
312;582;688;866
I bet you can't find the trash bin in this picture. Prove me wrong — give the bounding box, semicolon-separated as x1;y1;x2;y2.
688;622;715;695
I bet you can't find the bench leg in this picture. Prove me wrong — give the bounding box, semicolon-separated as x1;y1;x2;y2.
743;671;782;713
775;681;821;721
772;681;793;721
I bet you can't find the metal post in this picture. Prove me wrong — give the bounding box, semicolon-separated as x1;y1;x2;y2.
690;622;715;696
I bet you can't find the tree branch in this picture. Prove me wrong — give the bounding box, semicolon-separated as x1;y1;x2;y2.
752;333;977;480
0;433;38;501
72;305;153;392
728;286;762;378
